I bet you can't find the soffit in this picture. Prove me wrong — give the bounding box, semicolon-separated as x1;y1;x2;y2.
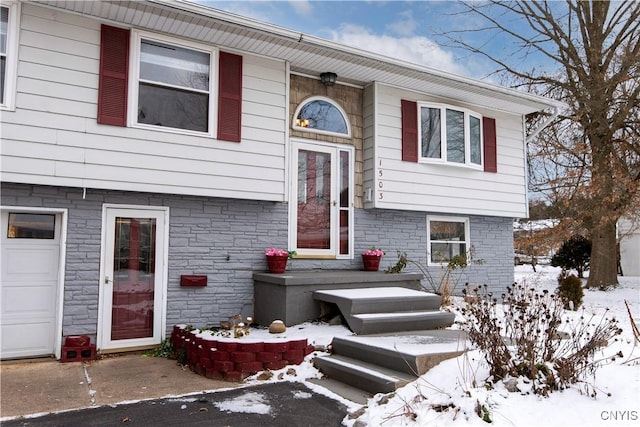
34;0;563;115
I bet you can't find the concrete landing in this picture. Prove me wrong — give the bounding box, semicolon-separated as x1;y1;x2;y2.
253;271;423;327
313;330;468;395
313;286;455;334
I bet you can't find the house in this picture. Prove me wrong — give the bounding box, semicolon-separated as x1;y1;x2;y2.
0;0;562;359
618;217;640;276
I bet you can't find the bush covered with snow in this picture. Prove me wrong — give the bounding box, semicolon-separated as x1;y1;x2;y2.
459;282;622;396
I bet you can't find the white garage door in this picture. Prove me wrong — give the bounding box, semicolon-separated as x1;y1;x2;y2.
1;211;62;359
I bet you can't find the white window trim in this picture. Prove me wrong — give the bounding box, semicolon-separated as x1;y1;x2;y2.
426;215;470;266
417;102;483;170
292;96;352;138
0;1;20;111
128;29;218;137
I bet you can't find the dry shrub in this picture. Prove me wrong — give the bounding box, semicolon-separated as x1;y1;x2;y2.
459;283;623;396
557;273;584;310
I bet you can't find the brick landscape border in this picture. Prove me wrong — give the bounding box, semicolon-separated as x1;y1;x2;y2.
171;325;315;382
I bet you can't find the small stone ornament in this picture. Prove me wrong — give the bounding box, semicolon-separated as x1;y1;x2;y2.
268;320;286;334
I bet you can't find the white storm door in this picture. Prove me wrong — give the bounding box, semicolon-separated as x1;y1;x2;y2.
99;206;168;350
290;141;354;258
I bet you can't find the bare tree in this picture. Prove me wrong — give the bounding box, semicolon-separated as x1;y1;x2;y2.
445;1;640;289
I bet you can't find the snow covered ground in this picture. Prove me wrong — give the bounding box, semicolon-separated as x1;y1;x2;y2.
243;265;640;426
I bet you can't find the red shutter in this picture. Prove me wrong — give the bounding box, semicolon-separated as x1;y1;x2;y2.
483;117;497;173
401;99;418;162
217;51;243;142
97;25;129;126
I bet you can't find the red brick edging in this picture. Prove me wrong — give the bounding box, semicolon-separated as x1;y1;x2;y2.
171;325;315;382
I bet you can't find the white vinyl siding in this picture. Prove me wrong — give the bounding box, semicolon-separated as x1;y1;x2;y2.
367;83;528;218
0;1;19;110
1;4;287;202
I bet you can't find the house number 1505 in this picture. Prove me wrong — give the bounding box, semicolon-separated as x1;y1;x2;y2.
378;159;384;200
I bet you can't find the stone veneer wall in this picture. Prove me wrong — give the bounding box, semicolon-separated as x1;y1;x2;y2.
1;183;514;340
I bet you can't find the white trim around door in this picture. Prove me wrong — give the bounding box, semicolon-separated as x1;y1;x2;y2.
0;206;67;360
288;139;354;259
97;204;169;351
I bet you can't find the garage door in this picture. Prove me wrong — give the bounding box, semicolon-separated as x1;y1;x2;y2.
1;211;62;359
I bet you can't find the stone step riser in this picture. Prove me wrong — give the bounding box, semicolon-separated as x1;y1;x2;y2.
313;357;414;394
331;338;419;375
345;297;442;314
347;311;456;335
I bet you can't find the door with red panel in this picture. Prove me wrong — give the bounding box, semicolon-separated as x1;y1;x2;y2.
99;207;167;350
291;141;353;258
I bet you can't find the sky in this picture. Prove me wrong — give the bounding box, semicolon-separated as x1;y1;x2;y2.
193;0;546;82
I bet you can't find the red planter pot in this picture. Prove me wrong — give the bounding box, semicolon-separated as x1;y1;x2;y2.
266;254;288;273
362;254;382;271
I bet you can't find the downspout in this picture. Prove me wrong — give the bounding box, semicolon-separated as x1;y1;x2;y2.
522;115;530;219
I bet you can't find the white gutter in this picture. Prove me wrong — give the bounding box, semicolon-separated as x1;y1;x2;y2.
526;106;561;144
155;0;564;112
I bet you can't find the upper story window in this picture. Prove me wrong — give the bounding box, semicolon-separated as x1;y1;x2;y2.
293;97;351;137
419;103;482;167
99;25;243;141
132;33;213;134
0;2;19;110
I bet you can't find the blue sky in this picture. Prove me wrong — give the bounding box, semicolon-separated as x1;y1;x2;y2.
193;0;524;81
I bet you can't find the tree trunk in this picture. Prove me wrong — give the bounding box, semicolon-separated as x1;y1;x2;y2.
586;219;619;289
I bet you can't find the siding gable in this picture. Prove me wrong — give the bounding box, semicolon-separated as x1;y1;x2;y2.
217;51;243;142
97;24;129;127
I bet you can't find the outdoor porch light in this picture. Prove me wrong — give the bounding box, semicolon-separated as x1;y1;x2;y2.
320;72;337;86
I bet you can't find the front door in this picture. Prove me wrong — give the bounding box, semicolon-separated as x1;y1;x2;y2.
290;141;354;258
99;206;167;350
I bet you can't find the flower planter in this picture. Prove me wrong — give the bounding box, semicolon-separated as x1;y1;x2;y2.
362;254;382;271
266;254;289;274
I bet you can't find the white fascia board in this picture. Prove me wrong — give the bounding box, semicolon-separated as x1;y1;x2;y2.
153;0;565;114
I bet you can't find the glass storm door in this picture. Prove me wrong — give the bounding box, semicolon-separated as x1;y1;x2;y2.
100;207;166;350
291;141;353;258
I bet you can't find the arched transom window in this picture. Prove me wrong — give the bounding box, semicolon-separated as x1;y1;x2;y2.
293;96;351;137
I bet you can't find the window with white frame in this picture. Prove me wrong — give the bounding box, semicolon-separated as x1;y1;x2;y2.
419;103;482;167
293;97;351;137
0;2;19;110
132;32;214;133
427;216;469;265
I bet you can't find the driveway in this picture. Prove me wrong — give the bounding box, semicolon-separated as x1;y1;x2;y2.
1;382;349;427
1;354;350;426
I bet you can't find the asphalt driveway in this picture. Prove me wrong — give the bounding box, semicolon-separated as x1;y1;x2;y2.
2;382;349;427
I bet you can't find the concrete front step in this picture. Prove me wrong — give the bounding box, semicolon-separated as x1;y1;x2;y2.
307;377;371;405
350;310;456;335
313;287;442;314
331;330;467;376
254;271;423;327
313;330;468;397
313;286;453;334
313;354;417;394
